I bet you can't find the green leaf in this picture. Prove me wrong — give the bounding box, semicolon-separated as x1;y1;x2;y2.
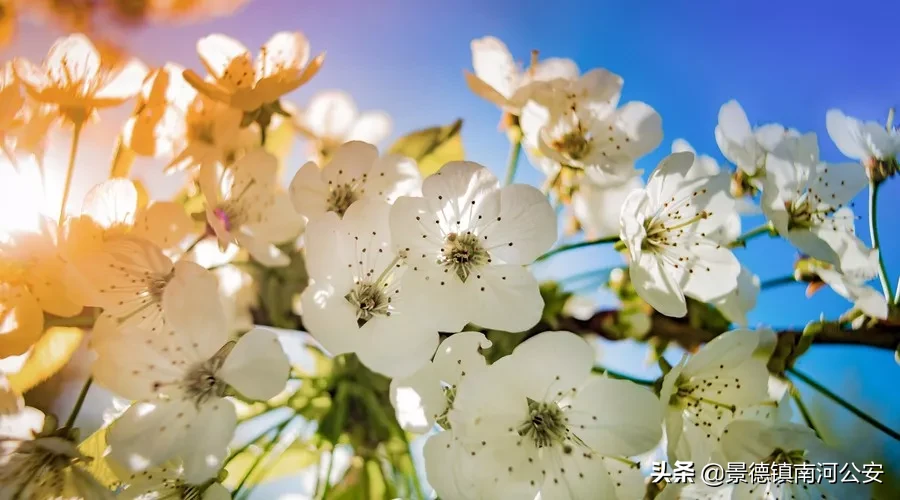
77;427;120;489
223;447;319;489
8;327;84;394
389;119;464;176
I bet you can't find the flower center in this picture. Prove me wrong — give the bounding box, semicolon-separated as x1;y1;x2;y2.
345;282;390;327
764;448;808;466
641;210;709;253
326;184;359;217
0;437;85;491
784;196;828;231
551;131;592;161
183;342;234;405
189;121;217;146
440;232;489;282
148;270;175;300
517;398;568;449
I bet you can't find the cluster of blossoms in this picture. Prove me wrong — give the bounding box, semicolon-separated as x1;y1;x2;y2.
0;22;895;500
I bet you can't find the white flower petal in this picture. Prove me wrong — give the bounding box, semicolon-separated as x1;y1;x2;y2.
366;153;423;203
470;36;519;101
289;160;331;220
347;111;392;145
567;378;663;456
505;331;594;401
479;184;556;264
180;400;237;484
539;450;618;500
299;281;365;356
302;211;354;283
81;179;138;229
630;253;687;318
423;432;479;500
826;109;870;161
390;364;446;433
108;399;199;473
257;31;310;79
357;317;439;378
163;260;229;355
218;328;289;401
431;331;493;386
321;140;378;187
196;34;250;81
302;90;358;140
467;264;544;332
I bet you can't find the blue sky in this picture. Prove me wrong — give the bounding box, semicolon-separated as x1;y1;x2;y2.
4;0;899;494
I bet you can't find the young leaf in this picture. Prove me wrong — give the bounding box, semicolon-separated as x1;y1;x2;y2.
77;427;121;489
8;326;84;394
388;119;464;176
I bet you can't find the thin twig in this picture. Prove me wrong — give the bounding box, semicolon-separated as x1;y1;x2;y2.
63;377;92;431
728;222;775;248
868;181;893;300
535;236;620;262
789;368;900;442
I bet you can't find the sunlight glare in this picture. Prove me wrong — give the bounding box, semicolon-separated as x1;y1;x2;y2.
0;156;59;238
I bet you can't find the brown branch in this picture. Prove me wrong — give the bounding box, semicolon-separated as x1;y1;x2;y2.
540;310;900;373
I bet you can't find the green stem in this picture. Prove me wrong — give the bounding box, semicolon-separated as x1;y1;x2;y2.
760;275;798;291
225;414;295;463
63;377;92;431
58;120;84;225
503;132;522;186
790;385;822;440
591;366;655;386
868;181;893;300
728;222;775;248
535;236;620;262
560;267;619;285
893;277;900;306
232;417;293;497
789;368;900;442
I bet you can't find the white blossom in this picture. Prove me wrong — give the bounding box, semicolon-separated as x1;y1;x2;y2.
761;133;869;270
113;462;230;500
100;323;289;483
389;161;557;332
659;328;774;466
68;237;220;336
389;331;492;433
722;419;862;499
293;90;392;157
0;406;113;499
289;140;421;221
571;176;643;239
205;148;291;267
464;36;579;114
619;151;740;317
433;331;660;499
183;32;324;112
522;69;662;184
299;198;439;378
826;109;900;164
13;33;146;122
715;100;794;176
711;266;761;327
810;245;889;320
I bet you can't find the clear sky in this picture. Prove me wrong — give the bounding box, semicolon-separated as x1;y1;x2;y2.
4;0;899;495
